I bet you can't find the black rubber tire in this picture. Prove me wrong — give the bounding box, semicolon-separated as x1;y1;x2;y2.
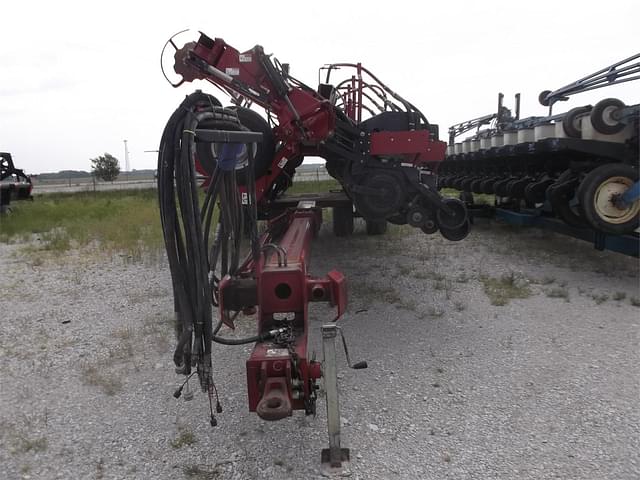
420;220;438;234
333;205;354;237
507;178;530;198
590;98;625;135
365;219;387;235
562;106;592;138
460;177;475;192
494;178;513;197
504;179;519;198
481;177;497;195
352;173;404;219
538;90;552;107
451;177;465;191
406;207;427;228
470;178;484;194
436;198;468;230
440;220;470;241
387;213;407;225
459;191;474;205
16;187;30;200
547;183;588;228
524;178;554;204
578;163;639;235
196;107;275;185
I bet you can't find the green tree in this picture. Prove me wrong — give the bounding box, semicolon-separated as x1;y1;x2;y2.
91;153;120;182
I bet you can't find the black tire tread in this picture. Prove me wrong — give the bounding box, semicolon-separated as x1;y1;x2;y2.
562;105;592;138
365;219;387;235
333;205;354;237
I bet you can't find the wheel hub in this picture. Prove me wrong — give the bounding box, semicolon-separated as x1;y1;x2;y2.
601;105;618;127
594;176;639;224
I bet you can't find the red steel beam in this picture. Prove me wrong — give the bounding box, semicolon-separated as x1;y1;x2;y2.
227;207;346;420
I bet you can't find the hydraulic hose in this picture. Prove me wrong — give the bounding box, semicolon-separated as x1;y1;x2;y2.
159;90;266;386
159;91;241;383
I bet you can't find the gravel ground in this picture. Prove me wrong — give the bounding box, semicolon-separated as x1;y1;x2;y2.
1;220;639;480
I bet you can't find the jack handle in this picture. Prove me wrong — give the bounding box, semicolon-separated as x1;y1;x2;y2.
335;326;367;370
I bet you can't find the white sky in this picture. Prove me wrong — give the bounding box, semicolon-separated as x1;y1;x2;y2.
1;0;638;174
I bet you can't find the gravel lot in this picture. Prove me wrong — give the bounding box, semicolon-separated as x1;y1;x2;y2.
1;220;638;480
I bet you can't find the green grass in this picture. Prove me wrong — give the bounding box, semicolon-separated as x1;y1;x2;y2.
591;293;609;305
440;188;494;205
171;430;197;449
349;279;420;310
10;435;48;455
546;287;570;301
0;189;163;254
287;178;341;194
481;272;532;306
1;180;341;255
80;365;124;396
613;291;626;301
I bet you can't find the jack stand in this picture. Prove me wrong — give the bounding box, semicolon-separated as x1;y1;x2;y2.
320;324;350;469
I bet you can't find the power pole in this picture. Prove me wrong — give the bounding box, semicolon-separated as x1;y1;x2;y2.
123;139;130;172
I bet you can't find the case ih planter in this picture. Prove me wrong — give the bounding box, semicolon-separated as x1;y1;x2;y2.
158;32;469;466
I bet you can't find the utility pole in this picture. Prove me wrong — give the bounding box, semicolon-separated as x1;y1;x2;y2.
123;139;130;172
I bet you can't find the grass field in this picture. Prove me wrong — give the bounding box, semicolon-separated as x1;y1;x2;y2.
0;179;342;255
440;188;494;205
0;189;163;255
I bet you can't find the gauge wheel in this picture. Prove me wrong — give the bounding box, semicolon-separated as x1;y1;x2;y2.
590;98;626;135
436;198;468;230
439;220;470;241
562;105;592;138
578;163;639;235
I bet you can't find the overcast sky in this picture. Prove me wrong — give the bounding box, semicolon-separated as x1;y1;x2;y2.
1;0;638;174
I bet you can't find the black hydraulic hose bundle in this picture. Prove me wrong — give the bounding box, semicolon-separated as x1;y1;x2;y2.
158;91;266;392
